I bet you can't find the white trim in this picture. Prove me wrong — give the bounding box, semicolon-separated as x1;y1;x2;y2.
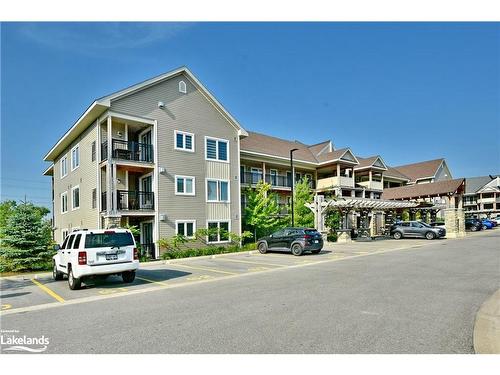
178;80;187;94
71;185;80;211
61;191;68;214
108;110;156;125
174;130;195;153
236;135;242;235
70;144;80;171
60;154;68;179
175;220;196;239
206;178;230;203
175;175;196;196
205;136;229;163
206;220;231;244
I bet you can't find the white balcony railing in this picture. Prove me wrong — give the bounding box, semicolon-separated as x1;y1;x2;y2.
317;176;354;190
356;180;383;191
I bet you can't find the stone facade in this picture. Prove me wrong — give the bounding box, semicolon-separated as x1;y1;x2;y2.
444;208;466;238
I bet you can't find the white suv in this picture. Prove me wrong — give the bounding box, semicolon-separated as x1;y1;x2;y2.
53;229;140;290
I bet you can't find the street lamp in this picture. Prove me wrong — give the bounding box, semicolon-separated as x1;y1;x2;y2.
290;148;299;227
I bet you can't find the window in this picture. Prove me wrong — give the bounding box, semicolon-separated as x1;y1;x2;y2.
60;155;68;178
73;234;82;249
72;186;80;210
61;192;68;213
92;188;97;209
176;220;196;238
61;230;69;246
484;203;494;210
174;131;194;152
67;235;75;249
207;221;230;243
206;179;229;202
179;80;187;94
270;169;278;185
91;141;96;161
205;137;229;162
71;145;80;171
175;176;195;195
84;232;134;248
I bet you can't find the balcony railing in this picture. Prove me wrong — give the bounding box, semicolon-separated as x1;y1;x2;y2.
100;139;154;163
241;172;315;189
101;191;155;211
140;243;156;259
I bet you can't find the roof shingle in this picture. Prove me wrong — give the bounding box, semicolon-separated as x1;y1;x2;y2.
381;178;465;200
392;158;444;183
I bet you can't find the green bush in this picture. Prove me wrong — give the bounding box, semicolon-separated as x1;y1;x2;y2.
327;233;338;242
159;244;249;260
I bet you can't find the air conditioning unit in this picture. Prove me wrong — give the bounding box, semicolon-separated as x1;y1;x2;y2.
160;213;167;221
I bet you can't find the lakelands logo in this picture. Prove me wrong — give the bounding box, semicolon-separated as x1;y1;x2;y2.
1;330;49;353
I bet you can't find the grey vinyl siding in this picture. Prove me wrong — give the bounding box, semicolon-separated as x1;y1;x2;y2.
52;122;99;243
110;73;241;240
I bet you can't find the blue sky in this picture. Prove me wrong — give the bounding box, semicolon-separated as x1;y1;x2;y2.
1;22;499;208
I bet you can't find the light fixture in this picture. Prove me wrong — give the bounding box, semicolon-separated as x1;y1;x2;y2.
158;101;165;108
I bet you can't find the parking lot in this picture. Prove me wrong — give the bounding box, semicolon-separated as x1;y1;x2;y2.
0;236;451;315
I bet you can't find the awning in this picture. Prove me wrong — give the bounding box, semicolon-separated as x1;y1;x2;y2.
325;197;418;210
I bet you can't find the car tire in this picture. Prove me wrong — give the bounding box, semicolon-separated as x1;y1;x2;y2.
311;249;321;254
291;243;303;256
68;267;81;290
53;261;63;281
122;271;136;283
425;231;436;240
258;242;268;254
482;225;488;230
393;232;402;240
471;226;477;232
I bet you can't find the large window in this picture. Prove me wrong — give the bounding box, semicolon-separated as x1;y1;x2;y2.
207;221;230;243
176;220;196;238
60;155;68;178
206;179;229;202
61;192;68;213
175;175;195;195
205;137;228;162
175;130;194;152
72;186;80;210
92;188;97;209
71;144;80;171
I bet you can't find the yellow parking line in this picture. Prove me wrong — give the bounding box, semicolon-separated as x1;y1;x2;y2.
31;279;65;303
173;263;237;275
215;257;288;268
1;304;12;311
136;276;169;286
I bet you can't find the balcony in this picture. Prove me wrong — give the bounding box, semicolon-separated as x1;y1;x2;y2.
101;190;155;211
317;176;354;190
356;180;383;191
101;139;154;163
240;172;315;189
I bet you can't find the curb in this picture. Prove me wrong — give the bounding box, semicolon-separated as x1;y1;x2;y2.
473;289;500;354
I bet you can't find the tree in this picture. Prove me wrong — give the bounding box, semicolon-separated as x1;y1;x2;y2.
244;180;281;240
290;178;314;228
0;202;54;272
0;200;17;236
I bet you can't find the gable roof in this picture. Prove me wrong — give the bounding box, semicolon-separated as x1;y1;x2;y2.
382;178;465;200
44;66;247;162
315;148;359;164
307;140;332;157
476;176;500;193
354;156;388;171
392;158;445;183
384;166;411;181
464;176;496;195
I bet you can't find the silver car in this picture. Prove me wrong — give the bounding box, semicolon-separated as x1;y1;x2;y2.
390;221;446;240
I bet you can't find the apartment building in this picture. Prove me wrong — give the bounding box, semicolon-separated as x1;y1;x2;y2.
462;175;500;217
43;67;247;258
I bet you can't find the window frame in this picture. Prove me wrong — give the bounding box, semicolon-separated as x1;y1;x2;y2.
71;185;80;210
71;144;80;171
178;80;187;94
60;154;68;179
91;141;96;162
175;220;196;239
206;220;231;244
91;188;97;209
205;136;229;163
61;191;68;214
174;130;195;153
175;175;196;196
206;178;230;203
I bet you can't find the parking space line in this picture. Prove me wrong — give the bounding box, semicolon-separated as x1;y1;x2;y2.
31;279;65;303
215;257;288;268
172;263;237;275
136;276;169;286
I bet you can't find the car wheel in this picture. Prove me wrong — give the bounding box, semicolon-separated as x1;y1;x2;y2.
311;249;321;254
482;225;488;230
393;232;402;240
68;267;81;290
258;242;268;254
471;226;477;232
291;243;303;256
122;271;136;283
425;231;436;240
53;261;63;281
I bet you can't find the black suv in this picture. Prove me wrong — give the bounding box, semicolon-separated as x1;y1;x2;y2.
465;218;483;232
257;227;323;256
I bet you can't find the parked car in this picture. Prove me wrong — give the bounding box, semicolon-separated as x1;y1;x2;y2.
429;222;446;229
390;221;446;240
53;228;139;290
481;219;495;229
257;227;323;256
465;218;483;232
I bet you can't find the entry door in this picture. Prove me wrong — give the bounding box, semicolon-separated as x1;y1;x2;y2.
141;222;154;258
139;130;152;162
140;175;153;209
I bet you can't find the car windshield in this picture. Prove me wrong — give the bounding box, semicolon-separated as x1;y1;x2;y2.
84;232;134;248
304;229;319;235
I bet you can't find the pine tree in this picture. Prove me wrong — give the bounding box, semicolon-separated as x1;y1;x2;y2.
0;202;53;272
244;180;281;241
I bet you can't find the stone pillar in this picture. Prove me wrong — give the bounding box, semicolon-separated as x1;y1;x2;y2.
337;230;352;243
104;214;122;229
444;208;466;238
